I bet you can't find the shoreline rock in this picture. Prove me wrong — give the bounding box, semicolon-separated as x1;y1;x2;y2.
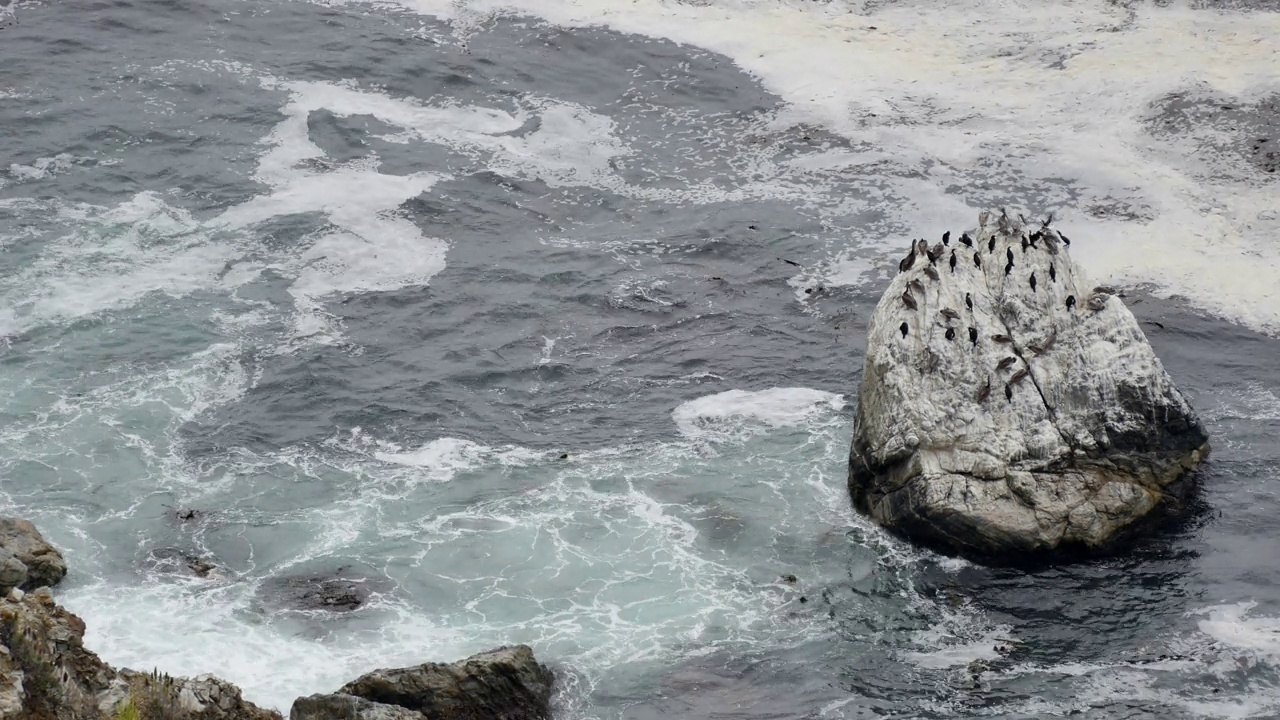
849;211;1209;563
0;518;557;719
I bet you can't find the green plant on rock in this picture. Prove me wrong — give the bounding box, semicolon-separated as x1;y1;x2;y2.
113;697;141;720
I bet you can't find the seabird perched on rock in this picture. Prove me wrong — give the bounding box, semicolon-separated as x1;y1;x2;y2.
988;236;996;254
1061;233;1071;247
973;252;982;269
997;356;1017;370
927;247;938;265
1006;246;1014;263
969;327;978;345
941;308;960;321
900;322;909;338
931;242;944;258
1004;383;1013;402
1026;342;1043;354
917;239;929;256
1066;295;1076;310
1029;272;1037;293
924;265;940;281
949;250;957;273
977;377;991;403
1049;263;1056;282
909;279;926;295
902;291;918;310
992;334;1012;344
1004;260;1014;276
998;208;1010;233
960;233;973;248
1088;293;1109;311
1021;235;1029;253
965;292;973;310
899;250;917;273
943;231;951;246
1010;368;1030;385
945;327;956;341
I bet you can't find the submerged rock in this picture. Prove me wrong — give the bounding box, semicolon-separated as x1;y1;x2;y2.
291;645;554;720
849;211;1209;562
262;566;389;613
0;518;67;590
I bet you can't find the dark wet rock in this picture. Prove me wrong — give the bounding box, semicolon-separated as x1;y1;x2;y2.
262;567;389;613
0;550;25;594
171;507;208;523
293;645;553;720
146;547;219;579
290;693;424;719
850;210;1209;563
0;518;66;590
0;586;280;720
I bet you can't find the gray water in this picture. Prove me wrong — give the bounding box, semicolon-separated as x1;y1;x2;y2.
3;0;1280;717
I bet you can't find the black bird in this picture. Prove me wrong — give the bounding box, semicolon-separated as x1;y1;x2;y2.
1049;263;1056;282
960;232;973;248
965;292;973;310
1021;235;1029;253
1030;230;1042;245
1006;247;1014;263
1004;383;1013;402
779;257;802;267
927;247;938;265
973;252;981;269
1004;260;1013;276
1066;295;1076;310
1061;233;1071;247
988;236;996;254
968;327;978;345
945;327;956;341
949;250;957;273
942;231;951;246
1029;272;1037;293
900;322;909;338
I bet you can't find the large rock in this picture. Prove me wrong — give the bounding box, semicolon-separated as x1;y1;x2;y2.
0;518;67;590
291;645;554;720
849;210;1209;562
0;586;281;720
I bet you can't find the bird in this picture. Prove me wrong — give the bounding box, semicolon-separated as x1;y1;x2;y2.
902;291;917;310
945;327;956;341
965;292;973;310
941;308;960;321
1061;233;1071;247
1040;329;1057;352
917;239;929;256
1026;342;1043;354
960;233;973;248
909;279;926;295
1021;235;1029;253
1004;260;1014;276
969;327;978;345
1088;293;1108;311
779;257;802;267
1006;247;1014;263
973;252;982;269
942;231;951;246
1010;368;1030;385
1004;383;1013;402
997;356;1017;370
1066;295;1076;310
977;377;991;403
1049;263;1056;282
949;250;957;273
924;265;940;281
900;322;909;338
992;334;1012;343
899;250;917;273
988;236;996;254
1028;231;1039;248
979;210;991;226
931;242;944;258
1029;272;1037;293
927;247;938;265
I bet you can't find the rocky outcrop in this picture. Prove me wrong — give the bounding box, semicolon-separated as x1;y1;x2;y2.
849;210;1209;562
290;645;554;720
0;585;281;720
0;518;67;592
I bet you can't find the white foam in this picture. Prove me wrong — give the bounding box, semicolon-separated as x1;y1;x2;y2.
1195;602;1280;662
365;0;1280;334
672;387;845;441
373;437;543;481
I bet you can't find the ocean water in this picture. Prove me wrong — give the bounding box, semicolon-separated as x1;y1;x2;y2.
2;0;1280;717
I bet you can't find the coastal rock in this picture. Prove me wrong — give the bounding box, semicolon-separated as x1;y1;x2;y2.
0;518;66;590
292;645;554;720
849;211;1209;562
262;566;390;613
0;576;280;720
0;550;25;594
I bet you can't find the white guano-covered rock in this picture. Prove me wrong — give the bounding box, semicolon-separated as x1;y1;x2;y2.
848;210;1209;562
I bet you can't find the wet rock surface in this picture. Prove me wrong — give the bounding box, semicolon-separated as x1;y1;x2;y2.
260;565;391;613
293;645;555;720
849;210;1209;563
0;518;66;591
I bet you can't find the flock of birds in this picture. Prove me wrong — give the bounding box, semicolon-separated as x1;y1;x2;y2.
891;211;1113;405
